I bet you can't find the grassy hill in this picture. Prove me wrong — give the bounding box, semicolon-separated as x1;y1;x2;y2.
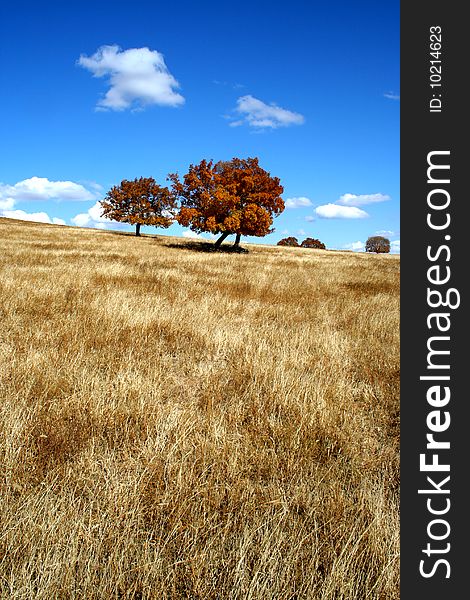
0;218;400;599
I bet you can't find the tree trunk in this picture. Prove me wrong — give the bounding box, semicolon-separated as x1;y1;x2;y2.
214;231;229;248
233;233;241;247
135;223;141;237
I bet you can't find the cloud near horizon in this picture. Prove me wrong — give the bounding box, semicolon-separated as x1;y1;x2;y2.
78;45;184;111
0;177;98;222
182;229;215;240
229;95;305;129
0;177;96;205
71;201;113;229
0;209;66;225
315;204;369;219
343;241;365;251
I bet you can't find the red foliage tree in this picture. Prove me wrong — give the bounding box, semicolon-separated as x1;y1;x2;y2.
169;157;284;248
100;177;176;236
300;238;326;249
277;237;299;247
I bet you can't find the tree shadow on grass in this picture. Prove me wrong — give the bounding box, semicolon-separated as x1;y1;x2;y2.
165;241;249;254
105;230;250;253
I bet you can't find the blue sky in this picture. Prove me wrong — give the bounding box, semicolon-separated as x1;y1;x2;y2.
0;0;400;252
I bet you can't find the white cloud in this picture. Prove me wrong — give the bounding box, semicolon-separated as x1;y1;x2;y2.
0;177;96;206
78;45;184;111
338;193;390;207
297;229;306;236
182;229;215;240
375;229;398;238
305;215;315;222
285;196;312;209
281;229;289;235
0;209;66;225
87;181;105;192
315;204;369;219
343;241;365;252
213;80;245;90
70;213;92;227
0;198;15;210
231;95;305;129
390;240;400;253
71;201;113;229
384;92;400;100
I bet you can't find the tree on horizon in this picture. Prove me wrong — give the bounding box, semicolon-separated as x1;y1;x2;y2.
101;177;176;236
365;236;390;253
169;157;284;248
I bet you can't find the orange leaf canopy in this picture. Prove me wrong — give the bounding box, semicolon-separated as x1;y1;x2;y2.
170;157;284;237
100;177;176;227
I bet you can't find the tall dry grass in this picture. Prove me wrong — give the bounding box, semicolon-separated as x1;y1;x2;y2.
0;217;399;599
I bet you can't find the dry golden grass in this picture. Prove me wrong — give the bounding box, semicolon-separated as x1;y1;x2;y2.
0;217;399;599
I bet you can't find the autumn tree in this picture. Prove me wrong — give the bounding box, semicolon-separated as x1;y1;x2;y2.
365;236;390;253
169;157;284;248
100;177;176;236
300;237;326;249
277;237;299;247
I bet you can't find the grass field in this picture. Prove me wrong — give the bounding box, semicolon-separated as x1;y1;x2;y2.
0;217;400;599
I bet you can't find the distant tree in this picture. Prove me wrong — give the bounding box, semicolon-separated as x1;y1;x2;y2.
277;236;299;247
300;237;326;249
365;236;390;253
101;177;176;236
169;157;284;248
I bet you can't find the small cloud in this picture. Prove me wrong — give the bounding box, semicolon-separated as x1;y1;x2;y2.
375;229;398;238
305;216;315;222
229;95;305;129
315;204;369;219
281;229;289;235
213;79;245;90
78;44;184;111
297;228;306;236
70;213;92;227
338;193;390;207
182;229;215;240
390;239;400;253
285;196;312;209
0;209;66;225
71;201;113;229
343;241;365;252
86;181;105;192
384;92;400;100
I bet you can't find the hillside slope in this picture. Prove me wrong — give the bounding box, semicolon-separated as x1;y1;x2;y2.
0;218;400;599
